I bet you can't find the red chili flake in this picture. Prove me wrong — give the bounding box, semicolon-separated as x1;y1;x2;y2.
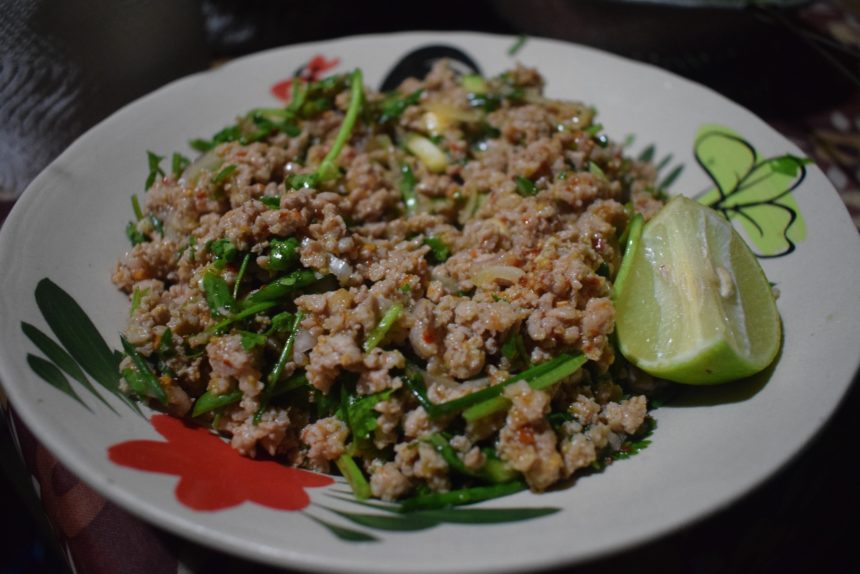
517;426;536;445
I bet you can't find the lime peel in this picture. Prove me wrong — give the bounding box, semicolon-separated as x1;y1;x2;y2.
614;196;781;385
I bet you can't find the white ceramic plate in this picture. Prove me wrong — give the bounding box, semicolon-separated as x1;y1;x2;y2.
1;32;859;574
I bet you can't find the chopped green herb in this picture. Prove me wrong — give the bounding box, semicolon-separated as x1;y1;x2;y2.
187;236;197;262
399;163;418;216
269;311;296;334
363;303;403;353
588;161;608;182
462;354;587;422
212;164;237;187
345;388;396;448
201;270;236;317
171;152;190;178
208;238;238;268
610;417;656;461
423;434;519;484
155;328;175;376
268;237;300;272
129;287;149;316
584;123;603;137
379;88;423;125
209;301;277;334
239;330;268;350
501;328;529;367
508;34;528;57
335;454;372;500
242;268;317;308
466;92;501;113
189;138;214;152
259;195;281;209
546;411;575;431
145;151;165;190
461;74;487;94
192;389;242;417
125;221;146;246
405;353;586;420
268;311;303;386
514;175;538;197
120;335;167;405
288;173;318;190
148;213;164;238
131;195;143;221
267;371;307;401
232;253;251;300
423;236;450;264
316;69;365;184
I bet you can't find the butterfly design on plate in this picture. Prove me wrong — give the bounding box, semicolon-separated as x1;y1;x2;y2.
693;124;809;258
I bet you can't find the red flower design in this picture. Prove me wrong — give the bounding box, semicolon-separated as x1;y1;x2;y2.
271;54;341;101
108;415;333;511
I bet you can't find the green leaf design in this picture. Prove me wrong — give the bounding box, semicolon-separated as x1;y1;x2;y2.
21;322;116;413
694;125;807;258
26;354;90;411
304;513;378;542
321;506;440;531
26;278;141;414
324;490;560;530
35;279;121;390
414;506;559;524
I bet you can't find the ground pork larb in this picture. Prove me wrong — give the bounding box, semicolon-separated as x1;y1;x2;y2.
114;61;668;504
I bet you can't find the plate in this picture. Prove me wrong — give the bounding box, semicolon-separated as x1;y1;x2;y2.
1;32;859;574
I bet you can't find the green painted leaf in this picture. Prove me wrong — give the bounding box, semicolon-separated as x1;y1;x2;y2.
34;278;141;415
21;322;116;413
719;157;803;208
694;130;756;200
694;124;807;257
26;355;90;411
729;202;799;257
637;144;655;163
320;507;439;531
324;493;559;524
35;279;121;392
304;513;377;542
417;506;559;524
325;493;401;512
659;164;684;190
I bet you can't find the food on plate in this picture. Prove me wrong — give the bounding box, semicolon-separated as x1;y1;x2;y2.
113;61;766;505
614;195;781;384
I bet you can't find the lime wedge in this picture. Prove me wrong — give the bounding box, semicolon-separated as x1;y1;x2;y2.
614;196;781;384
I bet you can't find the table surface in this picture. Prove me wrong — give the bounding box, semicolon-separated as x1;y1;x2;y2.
1;1;859;572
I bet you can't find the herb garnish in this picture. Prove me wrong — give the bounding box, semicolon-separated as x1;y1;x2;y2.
399;163;418;216
514;175;538;197
145;151;165;190
171;152;190;178
423;236;450;264
212;164;237;187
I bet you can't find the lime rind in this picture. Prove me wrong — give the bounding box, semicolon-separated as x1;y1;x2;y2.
614;196;781;385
